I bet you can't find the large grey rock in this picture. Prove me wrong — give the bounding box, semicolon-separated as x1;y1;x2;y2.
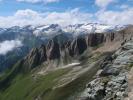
82;39;133;100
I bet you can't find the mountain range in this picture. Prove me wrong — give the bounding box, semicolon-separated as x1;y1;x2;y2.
0;23;133;100
0;23;127;72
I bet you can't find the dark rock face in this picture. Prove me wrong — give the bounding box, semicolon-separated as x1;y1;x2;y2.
87;33;105;47
110;32;115;41
68;38;87;57
38;45;47;63
20;26;133;70
21;37;87;69
105;32;116;42
22;39;61;70
46;39;60;60
24;48;40;69
23;45;47;69
21;32;124;70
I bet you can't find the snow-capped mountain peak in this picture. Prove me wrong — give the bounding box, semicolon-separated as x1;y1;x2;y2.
0;23;127;38
33;24;62;37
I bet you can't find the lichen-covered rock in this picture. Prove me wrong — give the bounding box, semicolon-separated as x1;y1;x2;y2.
84;78;106;100
82;39;133;100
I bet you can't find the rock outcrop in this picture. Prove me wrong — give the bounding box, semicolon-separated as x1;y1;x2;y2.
21;32;106;70
19;26;133;71
82;38;133;100
46;39;60;60
23;45;47;69
68;38;87;57
87;33;105;47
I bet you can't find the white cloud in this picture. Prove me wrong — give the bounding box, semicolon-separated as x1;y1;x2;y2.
16;0;60;4
0;40;23;55
95;0;115;8
0;7;132;28
96;7;133;25
120;5;129;9
0;9;93;27
43;8;93;26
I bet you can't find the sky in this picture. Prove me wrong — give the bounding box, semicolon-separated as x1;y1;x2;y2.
0;0;133;27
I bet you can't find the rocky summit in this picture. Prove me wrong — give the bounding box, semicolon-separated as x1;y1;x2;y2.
0;25;132;100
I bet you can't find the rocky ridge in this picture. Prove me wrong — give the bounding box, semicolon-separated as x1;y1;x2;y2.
81;36;133;100
0;24;131;72
0;25;132;100
18;26;133;72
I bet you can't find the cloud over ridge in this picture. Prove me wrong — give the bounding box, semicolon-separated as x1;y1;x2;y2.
0;40;23;55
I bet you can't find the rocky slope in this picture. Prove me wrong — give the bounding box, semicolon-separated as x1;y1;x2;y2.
81;29;133;100
81;39;132;99
0;23;128;72
0;25;132;100
15;25;132;72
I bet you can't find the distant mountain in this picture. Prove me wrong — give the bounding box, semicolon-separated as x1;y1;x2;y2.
32;23;126;37
0;23;128;72
0;23;127;41
0;25;132;100
0;26;43;72
62;23;126;36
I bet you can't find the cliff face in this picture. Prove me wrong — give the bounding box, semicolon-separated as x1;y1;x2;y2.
86;33;105;47
46;39;60;60
68;38;87;57
19;26;133;71
20;33;102;70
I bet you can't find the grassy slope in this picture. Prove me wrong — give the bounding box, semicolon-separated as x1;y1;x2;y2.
0;52;111;100
0;68;70;100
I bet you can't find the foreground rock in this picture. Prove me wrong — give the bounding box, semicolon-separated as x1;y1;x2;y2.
82;38;133;100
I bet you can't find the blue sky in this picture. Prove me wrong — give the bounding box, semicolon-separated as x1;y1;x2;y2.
0;0;96;16
0;0;132;16
0;0;132;27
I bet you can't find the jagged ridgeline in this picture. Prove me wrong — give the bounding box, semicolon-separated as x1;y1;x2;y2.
0;25;133;100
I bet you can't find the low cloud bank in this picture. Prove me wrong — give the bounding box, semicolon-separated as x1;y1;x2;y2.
0;40;23;55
